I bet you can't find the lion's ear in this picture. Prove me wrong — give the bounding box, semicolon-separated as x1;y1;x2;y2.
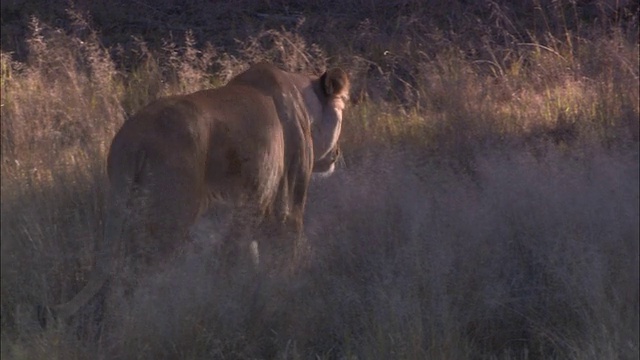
321;68;350;98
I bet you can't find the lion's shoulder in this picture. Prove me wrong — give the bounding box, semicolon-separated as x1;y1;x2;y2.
227;63;306;96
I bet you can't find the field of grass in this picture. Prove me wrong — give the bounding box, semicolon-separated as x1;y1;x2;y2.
1;1;638;359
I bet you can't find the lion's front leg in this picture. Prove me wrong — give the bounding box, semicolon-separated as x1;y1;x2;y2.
286;207;312;271
281;168;311;271
257;212;297;273
256;179;303;272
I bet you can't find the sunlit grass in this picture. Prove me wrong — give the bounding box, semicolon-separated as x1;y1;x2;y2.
1;2;638;359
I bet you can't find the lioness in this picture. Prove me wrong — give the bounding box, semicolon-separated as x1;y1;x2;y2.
46;62;349;322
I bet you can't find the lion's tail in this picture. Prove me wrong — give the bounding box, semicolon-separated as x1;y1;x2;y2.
49;148;147;322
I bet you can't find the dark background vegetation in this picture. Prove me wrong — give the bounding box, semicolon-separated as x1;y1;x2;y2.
1;1;638;359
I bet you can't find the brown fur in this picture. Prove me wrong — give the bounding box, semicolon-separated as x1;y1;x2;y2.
48;63;350;322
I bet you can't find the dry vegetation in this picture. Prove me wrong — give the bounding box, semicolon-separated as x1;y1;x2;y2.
1;1;638;359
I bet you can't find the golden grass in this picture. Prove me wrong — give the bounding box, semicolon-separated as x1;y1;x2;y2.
1;2;638;359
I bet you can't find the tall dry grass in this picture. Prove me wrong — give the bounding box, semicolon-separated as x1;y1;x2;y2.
1;2;638;359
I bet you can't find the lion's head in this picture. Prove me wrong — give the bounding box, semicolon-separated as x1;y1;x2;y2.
308;67;350;175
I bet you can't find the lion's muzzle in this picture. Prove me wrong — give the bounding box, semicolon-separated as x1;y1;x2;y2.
312;146;340;174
